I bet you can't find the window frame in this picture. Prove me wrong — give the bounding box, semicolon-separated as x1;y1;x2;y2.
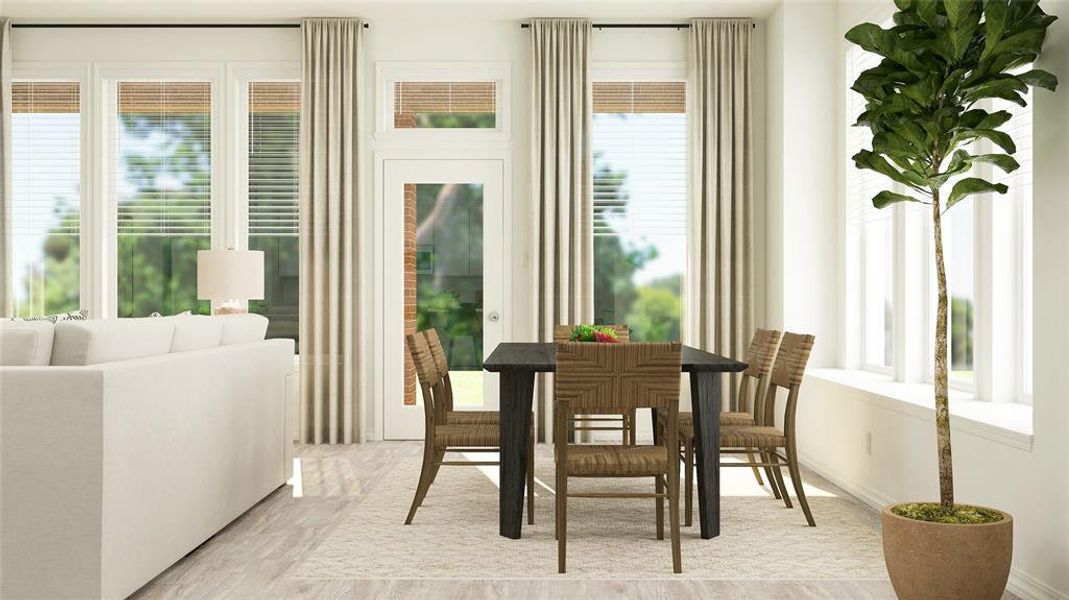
591;61;691;343
374;61;511;144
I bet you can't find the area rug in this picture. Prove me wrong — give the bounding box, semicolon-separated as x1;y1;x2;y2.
291;447;886;580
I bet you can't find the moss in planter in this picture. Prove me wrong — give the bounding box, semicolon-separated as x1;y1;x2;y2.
892;503;1004;525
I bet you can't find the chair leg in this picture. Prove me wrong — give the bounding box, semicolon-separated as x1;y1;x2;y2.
769;452;793;509
527;431;535;525
786;443;816;526
655;475;665;540
624;406;632;444
746;448;765;486
405;444;438;525
556;468;567;573
684;440;694;527
761;450;782;499
668;465;682;573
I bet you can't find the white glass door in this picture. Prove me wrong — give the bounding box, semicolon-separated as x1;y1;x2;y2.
383;159;504;440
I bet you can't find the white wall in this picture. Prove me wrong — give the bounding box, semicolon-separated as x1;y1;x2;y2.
764;1;840;368
780;2;1069;598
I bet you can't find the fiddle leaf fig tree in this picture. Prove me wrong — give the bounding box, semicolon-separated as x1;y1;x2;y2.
846;0;1057;511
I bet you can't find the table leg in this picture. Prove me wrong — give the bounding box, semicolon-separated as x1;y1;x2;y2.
690;371;721;539
499;370;535;539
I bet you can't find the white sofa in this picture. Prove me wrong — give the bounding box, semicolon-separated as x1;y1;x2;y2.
0;314;296;599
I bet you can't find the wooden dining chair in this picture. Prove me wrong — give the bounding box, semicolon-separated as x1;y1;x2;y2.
403;329;535;526
554;342;683;573
553;324;635;445
676;329;782;525
720;332;817;526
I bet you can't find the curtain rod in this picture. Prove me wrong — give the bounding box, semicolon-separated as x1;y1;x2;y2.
11;22;369;29
520;22;756;30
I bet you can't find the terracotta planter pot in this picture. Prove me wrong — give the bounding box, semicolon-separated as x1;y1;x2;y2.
882;504;1013;600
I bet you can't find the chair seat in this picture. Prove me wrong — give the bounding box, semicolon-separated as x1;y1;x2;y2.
720;426;786;449
677;412;756;440
445;410;499;424
433;423;500;448
564;445;670;477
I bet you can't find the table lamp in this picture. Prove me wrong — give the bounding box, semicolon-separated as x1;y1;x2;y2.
197;249;265;315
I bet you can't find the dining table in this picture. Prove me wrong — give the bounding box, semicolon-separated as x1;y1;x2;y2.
483;342;748;540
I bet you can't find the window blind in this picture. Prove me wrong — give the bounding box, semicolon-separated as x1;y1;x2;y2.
845;47;889;227
115;81;211;236
11;81;81;236
592;81;686;237
248;81;300;237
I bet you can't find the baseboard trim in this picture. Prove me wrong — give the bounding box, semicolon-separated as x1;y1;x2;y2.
799;454;1067;600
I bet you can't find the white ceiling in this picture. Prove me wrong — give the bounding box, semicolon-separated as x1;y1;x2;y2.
1;0;782;22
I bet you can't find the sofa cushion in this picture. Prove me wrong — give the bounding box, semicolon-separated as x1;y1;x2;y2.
165;315;224;352
219;314;269;345
51;318;176;366
0;320;56;366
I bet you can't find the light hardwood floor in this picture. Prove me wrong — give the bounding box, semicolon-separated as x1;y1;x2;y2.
130;442;1018;600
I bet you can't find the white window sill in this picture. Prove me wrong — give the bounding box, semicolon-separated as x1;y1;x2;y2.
806;369;1033;451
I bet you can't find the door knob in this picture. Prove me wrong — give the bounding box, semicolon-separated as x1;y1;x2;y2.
488;311;500;322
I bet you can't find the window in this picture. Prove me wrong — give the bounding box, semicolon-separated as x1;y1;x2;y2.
592;80;687;341
247;81;300;345
10;81;81;317
393;81;496;129
114;81;212;317
845;44;1035;403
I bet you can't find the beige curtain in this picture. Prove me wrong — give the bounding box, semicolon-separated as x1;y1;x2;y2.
299;18;365;443
529;18;593;441
689;18;755;410
1;18;12;317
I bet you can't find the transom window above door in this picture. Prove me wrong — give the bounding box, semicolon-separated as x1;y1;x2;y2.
376;62;511;140
393;81;496;129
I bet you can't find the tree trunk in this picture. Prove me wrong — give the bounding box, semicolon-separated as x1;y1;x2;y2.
931;189;955;508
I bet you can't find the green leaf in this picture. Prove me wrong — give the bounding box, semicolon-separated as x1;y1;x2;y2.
970;153;1020;173
952;128;1017;153
944;0;975;28
845;23;885;53
1017;68;1059;91
874;190;926;209
976;110;1012;129
853;150;926;190
915;0;942;28
961;76;1028;105
982;0;1010;61
947;177;1009;209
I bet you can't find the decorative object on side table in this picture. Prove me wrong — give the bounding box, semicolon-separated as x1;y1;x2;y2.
845;2;1058;598
567;324;621;343
197;249;265;315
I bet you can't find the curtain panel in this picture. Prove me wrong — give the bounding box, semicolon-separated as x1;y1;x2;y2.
529;18;593;441
299;17;366;443
689;18;755;410
1;18;12;317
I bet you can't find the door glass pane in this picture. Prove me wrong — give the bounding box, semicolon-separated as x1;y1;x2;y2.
404;183;484;407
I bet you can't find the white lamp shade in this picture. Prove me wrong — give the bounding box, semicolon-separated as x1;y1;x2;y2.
197;250;265;301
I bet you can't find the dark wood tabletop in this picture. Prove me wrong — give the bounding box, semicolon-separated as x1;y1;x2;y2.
484;342;748;373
